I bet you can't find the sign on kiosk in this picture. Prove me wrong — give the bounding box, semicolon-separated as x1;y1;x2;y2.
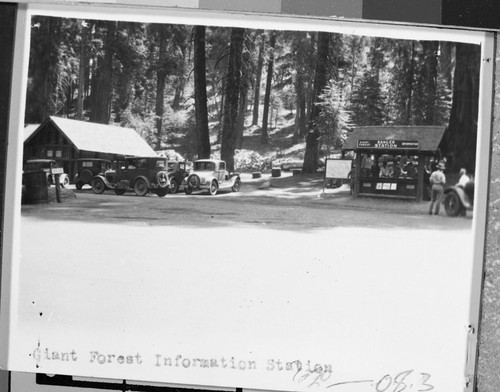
357;140;420;149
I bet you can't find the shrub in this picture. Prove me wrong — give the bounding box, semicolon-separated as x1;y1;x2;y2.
234;149;272;172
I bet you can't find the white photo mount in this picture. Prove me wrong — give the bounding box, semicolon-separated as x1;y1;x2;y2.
0;3;495;392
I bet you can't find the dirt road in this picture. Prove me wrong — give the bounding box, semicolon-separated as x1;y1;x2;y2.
21;173;471;232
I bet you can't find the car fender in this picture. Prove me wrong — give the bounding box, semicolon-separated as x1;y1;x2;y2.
444;186;472;209
227;174;241;186
92;174;113;188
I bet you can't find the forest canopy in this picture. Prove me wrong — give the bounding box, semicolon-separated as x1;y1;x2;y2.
25;16;480;172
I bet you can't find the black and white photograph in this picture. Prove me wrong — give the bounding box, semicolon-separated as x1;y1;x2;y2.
0;4;494;392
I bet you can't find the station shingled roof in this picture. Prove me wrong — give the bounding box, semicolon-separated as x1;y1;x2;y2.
27;116;157;157
342;125;447;152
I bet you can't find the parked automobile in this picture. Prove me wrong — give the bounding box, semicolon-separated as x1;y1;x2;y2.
91;156;171;196
23;159;70;187
443;180;475;216
184;159;241;195
73;158;112;190
166;161;190;194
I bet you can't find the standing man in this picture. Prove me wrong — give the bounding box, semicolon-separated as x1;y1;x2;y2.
428;163;446;215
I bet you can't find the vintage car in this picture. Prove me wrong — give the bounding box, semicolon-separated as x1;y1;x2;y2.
23;159;70;187
443;180;475;216
73;158;112;190
91;156;171;196
184;159;241;195
165;161;190;194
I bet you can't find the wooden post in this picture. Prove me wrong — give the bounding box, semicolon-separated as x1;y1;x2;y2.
353;153;362;197
54;174;61;203
416;154;424;202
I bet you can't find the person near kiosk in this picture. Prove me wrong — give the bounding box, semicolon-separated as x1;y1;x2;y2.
428;163;446;215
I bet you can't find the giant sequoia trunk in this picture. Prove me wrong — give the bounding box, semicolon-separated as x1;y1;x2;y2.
252;34;265;126
444;43;480;172
293;72;307;143
26;17;61;123
155;24;168;149
261;31;276;145
421;41;439;125
89;21;116;124
76;20;87;120
302;32;330;174
221;27;245;172
193;25;211;159
236;87;248;149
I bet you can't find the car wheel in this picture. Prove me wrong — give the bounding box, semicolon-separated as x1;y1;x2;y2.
91;178;106;194
169;178;179;194
134;178;149;196
114;188;126;195
184;186;193;195
231;178;241;192
444;192;463;217
155;188;168;197
209;180;218;196
75;182;83;190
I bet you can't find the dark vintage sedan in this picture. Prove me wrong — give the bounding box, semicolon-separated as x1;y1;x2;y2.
73;158;112;190
91;156;171;197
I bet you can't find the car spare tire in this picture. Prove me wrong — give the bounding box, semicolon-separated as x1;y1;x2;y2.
188;174;200;189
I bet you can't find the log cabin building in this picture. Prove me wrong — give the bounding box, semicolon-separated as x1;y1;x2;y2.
24;116;157;179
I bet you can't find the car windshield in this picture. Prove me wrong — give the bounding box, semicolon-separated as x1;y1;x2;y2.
194;161;215;171
156;160;167;168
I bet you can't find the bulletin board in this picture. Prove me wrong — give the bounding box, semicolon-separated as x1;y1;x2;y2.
325;159;352;179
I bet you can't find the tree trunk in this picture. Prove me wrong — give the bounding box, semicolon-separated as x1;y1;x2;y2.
293;72;307;143
445;43;480;172
172;42;188;111
439;41;454;91
261;31;276;145
405;41;415;125
193;25;211;159
302;31;330;174
221;27;245;172
26;17;60;123
76;20;87;120
155;24;168;149
422;41;439;125
89;21;116;124
236;87;248;149
252;34;265;126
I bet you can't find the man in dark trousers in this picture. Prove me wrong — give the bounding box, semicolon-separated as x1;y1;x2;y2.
428;163;446;215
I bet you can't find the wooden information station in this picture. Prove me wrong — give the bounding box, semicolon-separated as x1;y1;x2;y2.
343;125;446;201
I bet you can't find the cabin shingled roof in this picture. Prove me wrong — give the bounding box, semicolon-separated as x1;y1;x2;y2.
27;116;157;157
342;125;447;152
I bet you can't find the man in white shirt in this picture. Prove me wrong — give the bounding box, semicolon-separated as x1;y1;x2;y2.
457;168;471;187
